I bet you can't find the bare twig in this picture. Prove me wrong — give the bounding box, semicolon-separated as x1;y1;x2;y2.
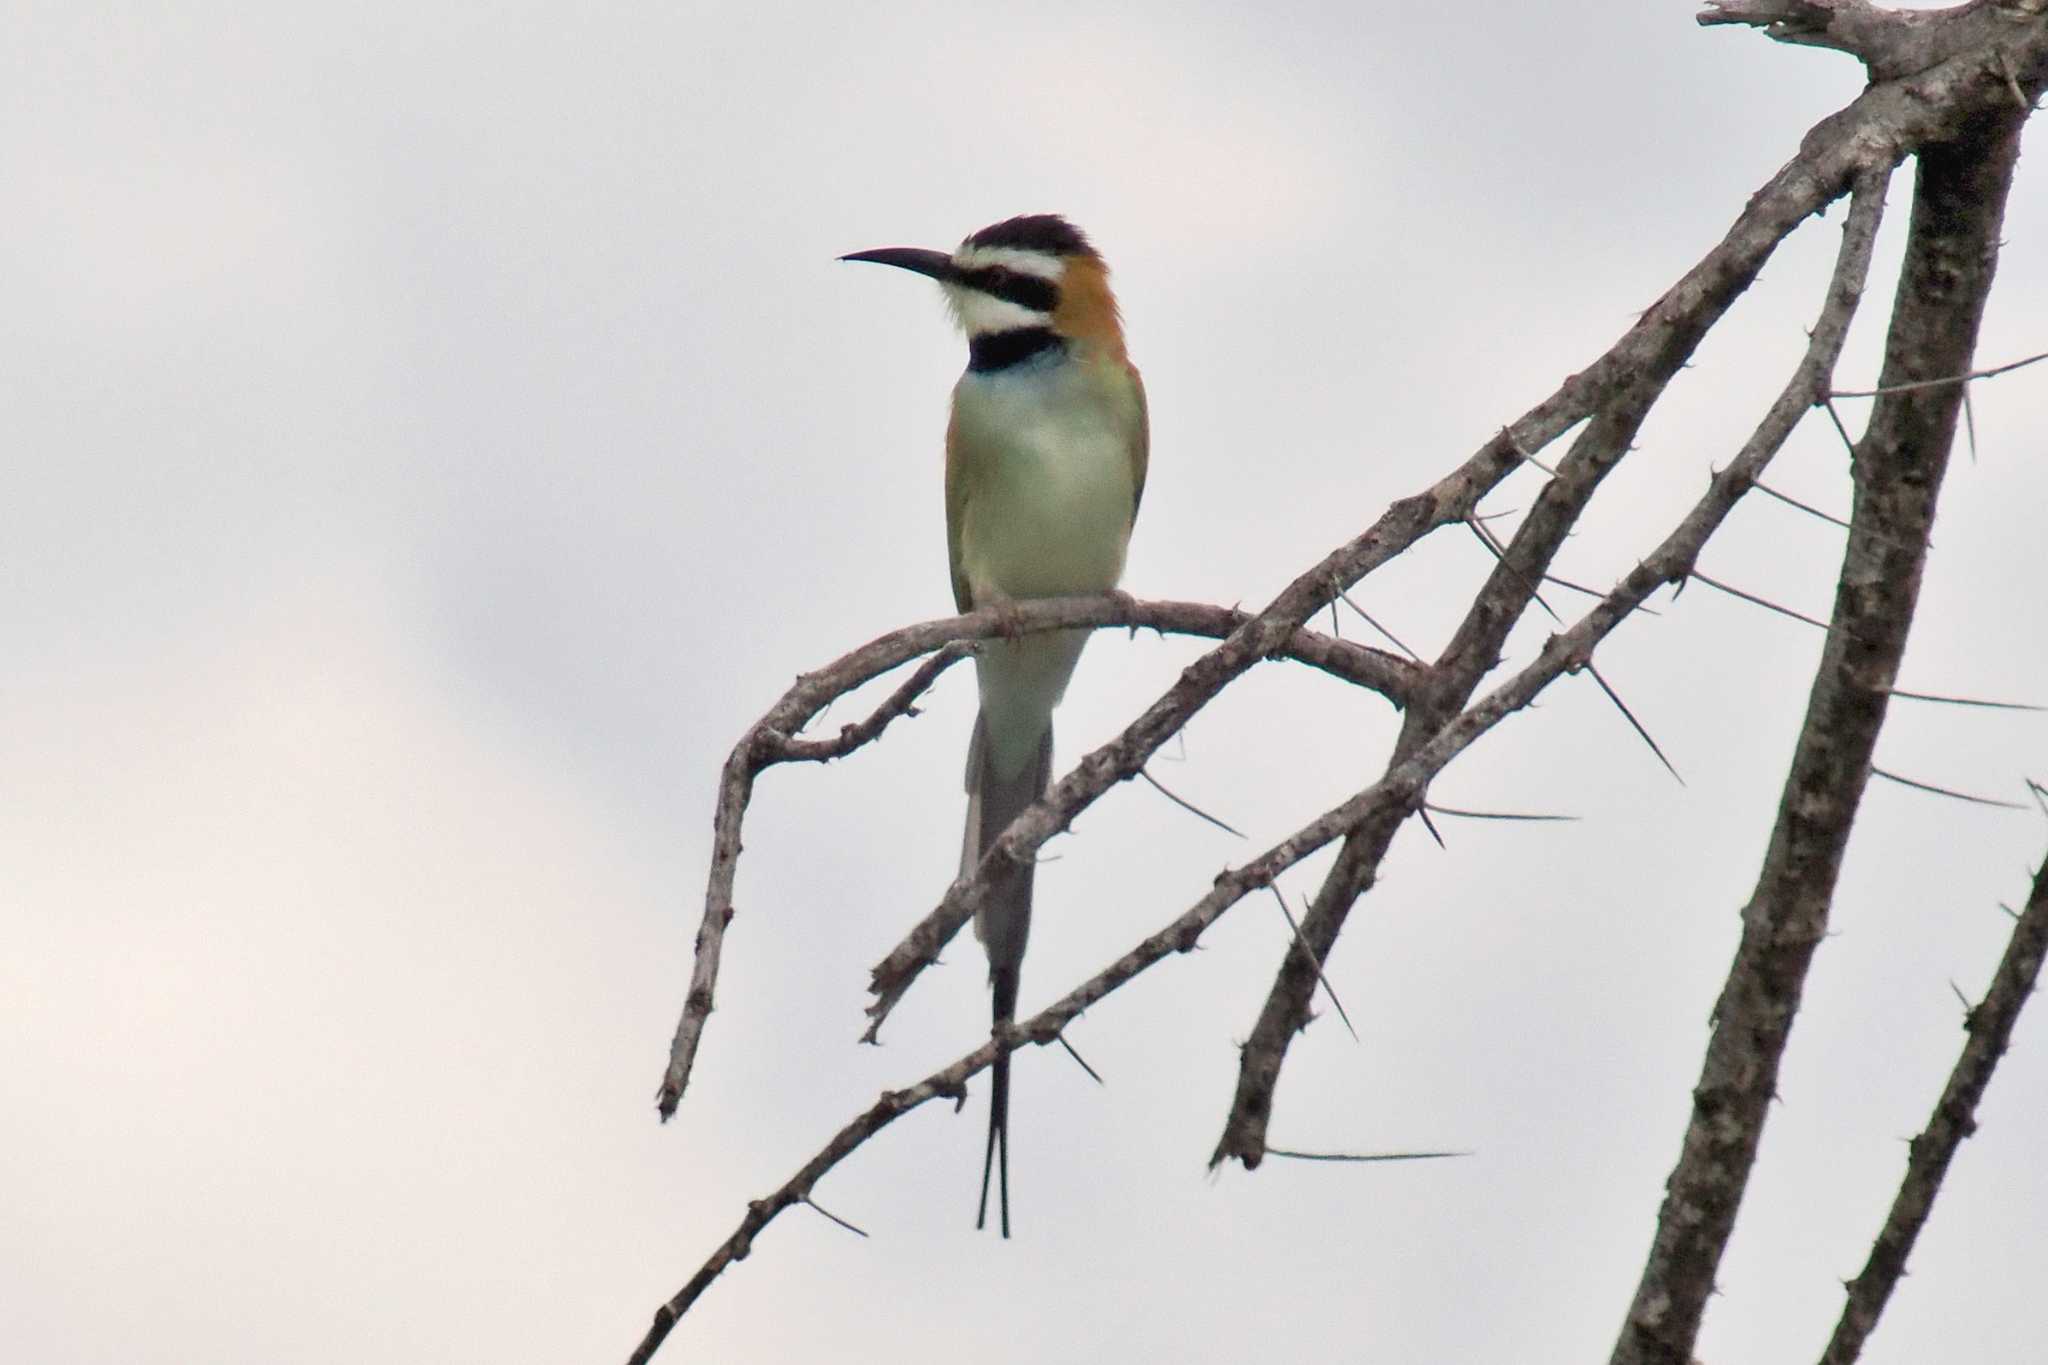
775;643;974;762
1818;854;2048;1364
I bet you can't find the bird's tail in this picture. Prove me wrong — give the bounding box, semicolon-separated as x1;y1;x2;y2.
963;711;1052;1239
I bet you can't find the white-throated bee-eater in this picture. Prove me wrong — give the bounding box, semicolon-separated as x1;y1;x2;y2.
841;214;1147;1237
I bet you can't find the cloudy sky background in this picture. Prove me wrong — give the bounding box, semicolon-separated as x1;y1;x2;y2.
6;3;2046;1362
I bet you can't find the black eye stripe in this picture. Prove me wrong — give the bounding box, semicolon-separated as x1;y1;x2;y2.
959;266;1058;313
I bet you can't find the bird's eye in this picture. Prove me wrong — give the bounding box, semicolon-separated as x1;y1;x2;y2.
968;267;1058;314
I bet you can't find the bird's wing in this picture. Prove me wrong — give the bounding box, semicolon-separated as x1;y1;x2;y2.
1125;361;1149;526
944;395;976;613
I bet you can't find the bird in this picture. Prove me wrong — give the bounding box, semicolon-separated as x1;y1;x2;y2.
841;214;1147;1237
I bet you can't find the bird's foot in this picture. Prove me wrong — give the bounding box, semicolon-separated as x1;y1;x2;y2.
989;598;1028;642
1105;588;1139;636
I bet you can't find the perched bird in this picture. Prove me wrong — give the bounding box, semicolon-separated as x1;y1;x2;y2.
841;215;1147;1237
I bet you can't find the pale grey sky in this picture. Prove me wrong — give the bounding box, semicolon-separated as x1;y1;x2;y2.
5;4;2045;1363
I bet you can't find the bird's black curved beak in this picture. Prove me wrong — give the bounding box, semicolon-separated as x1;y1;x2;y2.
838;246;958;282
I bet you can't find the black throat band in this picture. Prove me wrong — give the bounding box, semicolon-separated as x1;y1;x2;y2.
968;327;1062;373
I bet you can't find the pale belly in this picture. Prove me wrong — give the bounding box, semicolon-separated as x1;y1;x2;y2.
951;368;1138;775
954;400;1135;605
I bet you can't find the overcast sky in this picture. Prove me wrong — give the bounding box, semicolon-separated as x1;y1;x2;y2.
6;4;2046;1363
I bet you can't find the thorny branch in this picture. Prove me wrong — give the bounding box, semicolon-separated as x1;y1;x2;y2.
637;9;2048;1362
1609;93;2032;1365
853;6;2008;1048
657;596;1418;1115
1819;851;2048;1365
1211;167;1891;1172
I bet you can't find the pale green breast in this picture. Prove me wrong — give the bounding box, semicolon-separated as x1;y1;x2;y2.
947;353;1144;610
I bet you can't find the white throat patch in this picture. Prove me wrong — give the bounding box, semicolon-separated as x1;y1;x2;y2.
944;286;1052;336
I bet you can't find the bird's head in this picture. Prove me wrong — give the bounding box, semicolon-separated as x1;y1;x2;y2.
841;214;1125;364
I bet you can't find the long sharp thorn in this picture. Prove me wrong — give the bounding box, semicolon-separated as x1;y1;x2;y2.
1264;1147;1470;1163
1689;570;1834;633
1056;1034;1104;1086
1748;481;1923;552
1586;661;1683;784
1869;766;2026;810
1139;767;1246;839
1418;806;1446;848
1887;689;2046;713
1822;396;1858;456
1752;479;1852;531
1425;802;1579;823
1336;589;1425;663
1467;516;1561;624
1502;425;1558;476
1831;348;2048;397
803;1196;870;1239
1268;885;1359;1043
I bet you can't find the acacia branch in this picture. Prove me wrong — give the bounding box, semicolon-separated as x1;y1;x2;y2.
1819;852;2048;1364
1214;8;2048;1168
637;16;2048;1362
1213;166;1893;1170
1609;100;2028;1365
657;595;1418;1116
857;22;1985;1046
1697;0;2040;83
629;172;1900;1363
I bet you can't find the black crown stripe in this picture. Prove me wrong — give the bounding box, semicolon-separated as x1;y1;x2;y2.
963;214;1095;259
